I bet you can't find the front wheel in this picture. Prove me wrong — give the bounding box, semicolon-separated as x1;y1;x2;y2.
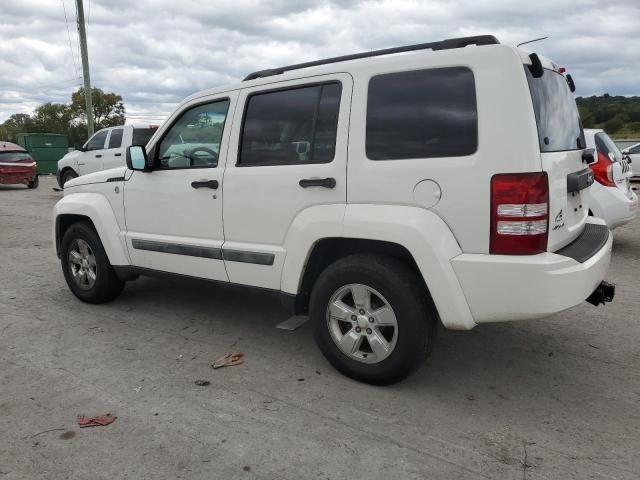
62;169;78;185
310;254;436;385
60;222;125;304
27;176;39;189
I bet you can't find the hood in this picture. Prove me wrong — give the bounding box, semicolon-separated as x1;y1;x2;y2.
64;166;128;190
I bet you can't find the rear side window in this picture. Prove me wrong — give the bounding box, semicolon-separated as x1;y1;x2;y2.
239;82;342;166
595;132;623;162
132;128;156;146
525;68;585;152
366;67;477;160
108;128;123;148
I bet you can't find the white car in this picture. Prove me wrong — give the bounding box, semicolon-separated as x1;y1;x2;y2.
584;129;638;229
56;125;157;187
621;142;640;180
53;35;615;385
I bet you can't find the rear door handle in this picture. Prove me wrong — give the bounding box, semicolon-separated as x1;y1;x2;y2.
299;177;336;189
114;153;122;157
191;179;219;189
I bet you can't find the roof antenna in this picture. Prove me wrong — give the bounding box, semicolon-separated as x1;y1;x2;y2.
517;36;548;47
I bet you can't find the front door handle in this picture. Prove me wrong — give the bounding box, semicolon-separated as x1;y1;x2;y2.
299;177;336;189
95;154;102;158
191;179;219;189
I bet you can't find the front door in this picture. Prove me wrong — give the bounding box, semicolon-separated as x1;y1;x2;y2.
78;129;108;175
222;74;352;289
123;94;236;281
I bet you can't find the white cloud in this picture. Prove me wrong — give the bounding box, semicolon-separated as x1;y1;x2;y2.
0;0;638;123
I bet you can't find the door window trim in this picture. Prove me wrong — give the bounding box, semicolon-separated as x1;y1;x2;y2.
151;97;231;171
236;80;343;167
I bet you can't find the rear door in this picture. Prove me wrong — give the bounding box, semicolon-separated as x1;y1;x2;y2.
102;127;125;171
525;67;590;251
222;74;351;289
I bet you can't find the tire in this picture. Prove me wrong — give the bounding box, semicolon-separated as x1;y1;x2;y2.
62;169;78;185
60;222;125;304
310;254;436;385
27;176;39;189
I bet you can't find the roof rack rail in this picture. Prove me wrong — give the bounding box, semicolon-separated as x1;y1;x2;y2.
243;35;499;81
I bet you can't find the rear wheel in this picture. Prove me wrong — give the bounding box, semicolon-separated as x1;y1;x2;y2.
310;254;436;385
27;176;39;189
60;222;124;304
62;169;78;185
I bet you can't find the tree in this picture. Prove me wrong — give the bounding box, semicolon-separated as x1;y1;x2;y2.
0;113;34;141
70;87;126;130
31;103;72;134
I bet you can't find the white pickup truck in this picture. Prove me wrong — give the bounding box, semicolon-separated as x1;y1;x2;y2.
53;35;615;385
56;125;157;187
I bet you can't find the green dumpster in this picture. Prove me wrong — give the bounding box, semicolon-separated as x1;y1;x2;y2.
16;133;68;175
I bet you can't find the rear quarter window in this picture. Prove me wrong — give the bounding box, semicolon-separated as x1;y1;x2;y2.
366;67;478;160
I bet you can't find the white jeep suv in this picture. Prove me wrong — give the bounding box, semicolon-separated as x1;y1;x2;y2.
53;35;615;385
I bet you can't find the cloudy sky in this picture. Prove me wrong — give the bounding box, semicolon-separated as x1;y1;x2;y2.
1;0;638;124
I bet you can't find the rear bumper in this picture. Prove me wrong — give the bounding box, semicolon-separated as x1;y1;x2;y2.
451;218;612;324
0;168;37;185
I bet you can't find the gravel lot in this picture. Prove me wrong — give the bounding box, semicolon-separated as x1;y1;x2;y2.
1;176;639;480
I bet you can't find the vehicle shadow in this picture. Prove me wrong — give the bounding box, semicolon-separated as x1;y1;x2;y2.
112;274;625;407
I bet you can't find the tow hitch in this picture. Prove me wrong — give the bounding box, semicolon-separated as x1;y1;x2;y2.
586;281;615;306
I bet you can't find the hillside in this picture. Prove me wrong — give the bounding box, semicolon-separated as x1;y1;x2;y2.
576;94;640;139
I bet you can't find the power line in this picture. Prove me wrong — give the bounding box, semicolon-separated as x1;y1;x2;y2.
60;0;80;78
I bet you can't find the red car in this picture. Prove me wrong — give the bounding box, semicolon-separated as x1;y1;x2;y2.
0;142;38;188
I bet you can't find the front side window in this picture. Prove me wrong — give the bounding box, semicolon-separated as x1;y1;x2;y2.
157;100;230;169
85;130;108;151
366;67;478;160
108;128;123;149
239;82;342;166
525;68;584;152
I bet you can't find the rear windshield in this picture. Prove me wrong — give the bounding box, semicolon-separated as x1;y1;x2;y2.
595;132;622;162
525;68;584;152
132;128;156;146
0;151;32;162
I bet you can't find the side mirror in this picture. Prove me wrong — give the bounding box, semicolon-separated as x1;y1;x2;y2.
75;144;85;152
126;145;150;171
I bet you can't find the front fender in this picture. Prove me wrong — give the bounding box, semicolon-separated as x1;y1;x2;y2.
53;193;130;266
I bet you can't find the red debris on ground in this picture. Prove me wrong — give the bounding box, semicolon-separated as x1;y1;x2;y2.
76;414;117;428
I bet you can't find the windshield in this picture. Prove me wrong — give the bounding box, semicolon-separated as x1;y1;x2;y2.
595;132;623;162
525;68;584;152
132;128;156;146
0;151;32;162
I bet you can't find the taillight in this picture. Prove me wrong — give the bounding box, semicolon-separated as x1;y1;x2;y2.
490;172;549;255
589;151;615;187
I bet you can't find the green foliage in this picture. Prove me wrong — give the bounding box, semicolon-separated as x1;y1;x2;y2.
576;95;640;138
0;87;126;145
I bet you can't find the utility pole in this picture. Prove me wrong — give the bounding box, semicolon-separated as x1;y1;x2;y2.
76;0;94;137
